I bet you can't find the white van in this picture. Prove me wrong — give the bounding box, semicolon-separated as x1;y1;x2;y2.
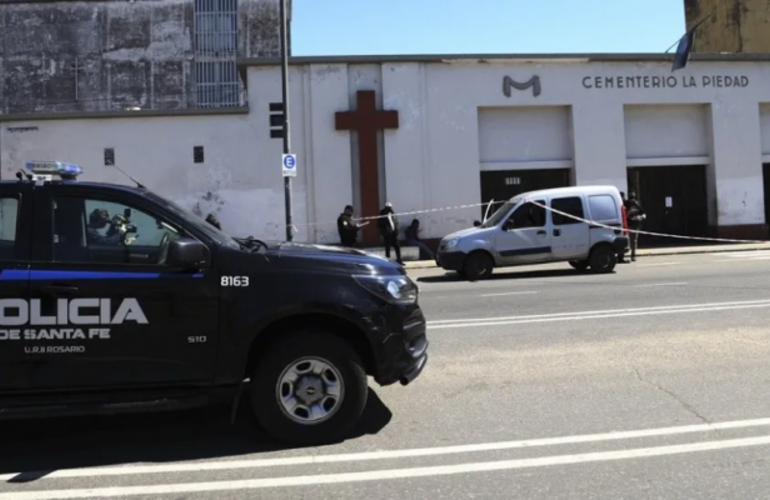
435;186;629;280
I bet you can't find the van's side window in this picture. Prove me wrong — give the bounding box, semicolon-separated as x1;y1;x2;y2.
551;197;584;225
587;195;618;221
509;200;546;228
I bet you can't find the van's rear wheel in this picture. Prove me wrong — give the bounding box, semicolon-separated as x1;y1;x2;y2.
250;331;368;446
463;252;494;281
569;260;589;272
589;245;617;273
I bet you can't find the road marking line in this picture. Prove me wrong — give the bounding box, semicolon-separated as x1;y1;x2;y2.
427;299;770;325
713;257;770;262
480;291;538;297
4;417;770;481
430;302;770;329
633;282;687;287
6;435;770;498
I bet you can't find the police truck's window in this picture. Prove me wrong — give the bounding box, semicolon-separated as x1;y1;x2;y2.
52;196;181;265
0;198;18;260
551;197;585;225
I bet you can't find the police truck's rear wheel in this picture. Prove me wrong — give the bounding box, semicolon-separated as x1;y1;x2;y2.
588;245;617;273
250;331;368;446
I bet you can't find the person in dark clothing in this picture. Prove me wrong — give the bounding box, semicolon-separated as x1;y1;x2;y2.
405;218;434;260
337;205;365;247
87;208;124;245
625;191;646;262
377;202;402;263
618;191;629;264
205;212;222;230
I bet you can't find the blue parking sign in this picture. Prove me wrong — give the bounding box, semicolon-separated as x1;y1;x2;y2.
282;154;297;177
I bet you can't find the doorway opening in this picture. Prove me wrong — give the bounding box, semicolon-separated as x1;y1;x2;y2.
480;168;571;220
627;165;709;247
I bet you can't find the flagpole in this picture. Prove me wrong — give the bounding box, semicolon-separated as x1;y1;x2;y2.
665;13;713;53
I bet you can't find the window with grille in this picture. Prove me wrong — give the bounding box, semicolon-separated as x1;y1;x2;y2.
194;0;240;108
194;0;238;54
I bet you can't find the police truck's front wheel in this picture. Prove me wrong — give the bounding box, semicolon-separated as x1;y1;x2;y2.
250;331;368;446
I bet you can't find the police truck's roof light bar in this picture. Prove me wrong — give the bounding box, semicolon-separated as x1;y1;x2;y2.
24;161;83;181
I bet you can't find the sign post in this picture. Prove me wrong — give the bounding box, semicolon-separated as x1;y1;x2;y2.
279;0;293;241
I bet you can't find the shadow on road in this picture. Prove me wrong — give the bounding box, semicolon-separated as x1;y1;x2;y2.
416;268;600;283
0;387;392;481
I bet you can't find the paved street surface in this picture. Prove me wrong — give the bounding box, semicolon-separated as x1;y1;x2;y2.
3;250;770;499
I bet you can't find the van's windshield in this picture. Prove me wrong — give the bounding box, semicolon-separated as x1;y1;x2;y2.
480;200;516;228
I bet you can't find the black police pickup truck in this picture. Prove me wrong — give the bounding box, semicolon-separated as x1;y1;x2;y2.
0;161;428;446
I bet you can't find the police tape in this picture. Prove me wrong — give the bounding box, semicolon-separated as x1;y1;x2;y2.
299;201;492;227
527;200;768;244
281;197;768;245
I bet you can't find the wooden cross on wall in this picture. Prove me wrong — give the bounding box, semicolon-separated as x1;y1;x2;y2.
335;90;399;246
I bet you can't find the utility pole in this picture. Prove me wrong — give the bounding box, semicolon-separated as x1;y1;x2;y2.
279;0;293;241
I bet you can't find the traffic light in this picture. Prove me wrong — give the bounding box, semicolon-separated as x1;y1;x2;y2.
269;102;284;139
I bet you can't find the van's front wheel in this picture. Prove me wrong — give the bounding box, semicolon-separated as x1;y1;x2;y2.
463;252;494;281
250;331;368;446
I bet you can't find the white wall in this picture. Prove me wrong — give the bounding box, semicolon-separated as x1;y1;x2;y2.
623;104;709;159
382;63;428;225
477;106;572;166
0;113;309;241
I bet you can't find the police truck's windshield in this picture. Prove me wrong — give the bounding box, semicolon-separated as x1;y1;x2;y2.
144;193;240;249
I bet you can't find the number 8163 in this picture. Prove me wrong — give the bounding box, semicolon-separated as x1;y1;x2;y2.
221;276;249;287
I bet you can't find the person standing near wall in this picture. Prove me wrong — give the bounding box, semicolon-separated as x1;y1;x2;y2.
618;192;629;264
337;204;366;247
378;202;403;264
625;191;646;262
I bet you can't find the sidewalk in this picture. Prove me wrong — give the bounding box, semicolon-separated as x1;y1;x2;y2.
402;242;770;270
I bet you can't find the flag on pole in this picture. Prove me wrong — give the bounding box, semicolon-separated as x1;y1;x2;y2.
672;27;696;71
669;14;712;72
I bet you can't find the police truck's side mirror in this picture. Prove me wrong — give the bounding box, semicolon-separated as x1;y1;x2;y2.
167;238;208;269
473;220;481;227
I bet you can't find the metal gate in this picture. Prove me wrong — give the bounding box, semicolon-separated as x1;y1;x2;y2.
627;165;709;247
479;169;570;220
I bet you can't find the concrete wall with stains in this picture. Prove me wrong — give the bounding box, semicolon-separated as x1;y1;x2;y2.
686;0;770;52
0;109;309;241
0;0;287;114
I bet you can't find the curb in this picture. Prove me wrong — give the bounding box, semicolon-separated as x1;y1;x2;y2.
402;244;770;270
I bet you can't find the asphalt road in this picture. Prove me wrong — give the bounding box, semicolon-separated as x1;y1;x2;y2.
3;250;770;499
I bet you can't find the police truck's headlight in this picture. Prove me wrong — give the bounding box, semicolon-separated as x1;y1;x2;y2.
353;275;418;305
443;238;459;249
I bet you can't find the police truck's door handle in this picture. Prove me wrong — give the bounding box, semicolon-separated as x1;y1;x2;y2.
44;284;79;295
536;230;546;236
553;229;561;237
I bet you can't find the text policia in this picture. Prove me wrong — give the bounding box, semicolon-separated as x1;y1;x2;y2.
0;298;148;353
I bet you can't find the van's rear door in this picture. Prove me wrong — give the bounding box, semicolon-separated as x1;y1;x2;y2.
549;195;590;260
